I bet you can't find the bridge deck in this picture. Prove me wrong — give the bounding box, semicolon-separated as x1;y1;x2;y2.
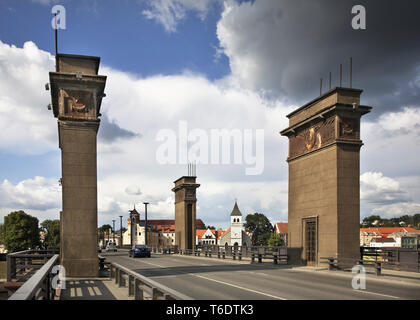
98;250;420;300
60;278;134;300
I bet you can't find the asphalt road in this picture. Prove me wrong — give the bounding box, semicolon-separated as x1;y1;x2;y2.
101;251;420;300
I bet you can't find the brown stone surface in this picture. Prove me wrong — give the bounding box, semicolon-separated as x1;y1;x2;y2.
282;88;371;266
172;177;200;250
49;54;106;277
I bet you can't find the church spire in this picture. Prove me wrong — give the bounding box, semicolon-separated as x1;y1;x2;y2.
230;200;242;216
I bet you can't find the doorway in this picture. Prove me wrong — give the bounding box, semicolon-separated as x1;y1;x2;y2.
304;218;317;266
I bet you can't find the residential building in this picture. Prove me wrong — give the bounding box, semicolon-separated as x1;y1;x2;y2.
360;227;420;247
275;222;288;246
369;237;398;248
401;234;420;249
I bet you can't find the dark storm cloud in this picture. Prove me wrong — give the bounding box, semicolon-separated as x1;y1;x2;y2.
98;113;140;142
218;0;420;117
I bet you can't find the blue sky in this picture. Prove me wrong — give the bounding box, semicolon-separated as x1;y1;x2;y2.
0;0;419;229
0;0;229;80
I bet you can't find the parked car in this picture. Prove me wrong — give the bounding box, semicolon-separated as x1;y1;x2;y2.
129;245;151;258
106;243;117;252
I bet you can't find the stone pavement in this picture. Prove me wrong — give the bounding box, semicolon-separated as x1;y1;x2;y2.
60;278;134;300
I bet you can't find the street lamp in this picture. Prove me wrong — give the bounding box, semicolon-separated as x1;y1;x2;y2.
143;202;149;246
112;220;116;244
119;215;123;247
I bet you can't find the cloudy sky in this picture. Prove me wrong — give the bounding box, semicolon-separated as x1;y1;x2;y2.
0;0;419;230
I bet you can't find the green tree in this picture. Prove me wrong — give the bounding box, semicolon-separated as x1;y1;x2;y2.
361;215;382;227
244;213;274;246
0;211;40;252
268;233;285;246
40;219;60;248
98;224;112;245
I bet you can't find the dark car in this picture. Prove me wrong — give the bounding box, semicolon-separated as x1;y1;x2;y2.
129;245;151;258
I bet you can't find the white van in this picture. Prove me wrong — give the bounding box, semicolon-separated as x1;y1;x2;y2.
105;242;117;252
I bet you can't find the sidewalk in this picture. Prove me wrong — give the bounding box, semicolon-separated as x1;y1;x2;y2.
60;278;134;300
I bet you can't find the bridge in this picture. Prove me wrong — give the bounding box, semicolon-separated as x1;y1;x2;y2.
4;247;420;301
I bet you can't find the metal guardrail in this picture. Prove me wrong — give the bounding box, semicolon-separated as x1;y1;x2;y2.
321;256;420;275
8;254;60;300
152;245;288;265
6;249;59;282
107;259;192;300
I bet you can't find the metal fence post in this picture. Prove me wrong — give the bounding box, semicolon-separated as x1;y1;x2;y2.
376;262;382;276
6;254;12;282
258;254;262;263
273;254;278;265
128;275;134;296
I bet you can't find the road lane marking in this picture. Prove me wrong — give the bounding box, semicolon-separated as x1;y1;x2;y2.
353;290;399;299
133;258;288;300
192;274;288;300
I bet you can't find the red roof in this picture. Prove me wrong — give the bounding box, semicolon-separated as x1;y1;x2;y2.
360;227;420;237
138;219;206;229
275;222;288;234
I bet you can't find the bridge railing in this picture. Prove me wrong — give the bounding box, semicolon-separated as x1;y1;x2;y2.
6;249;59;282
108;260;192;300
321;256;420;275
8;254;60;300
152;245;288;264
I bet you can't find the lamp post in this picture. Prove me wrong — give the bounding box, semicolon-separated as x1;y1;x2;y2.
112;220;116;245
130;210;133;247
119;215;123;247
143;202;149;246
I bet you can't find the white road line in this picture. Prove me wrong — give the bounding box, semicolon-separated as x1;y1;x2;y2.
134;258;288;300
192;274;287;300
353;290;400;299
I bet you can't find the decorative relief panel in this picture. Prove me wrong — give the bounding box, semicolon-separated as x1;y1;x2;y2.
185;187;196;200
339;117;359;140
289;116;335;158
59;89;96;119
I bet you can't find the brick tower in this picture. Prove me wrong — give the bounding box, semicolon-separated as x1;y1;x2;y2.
172;176;200;250
281;87;371;266
49;54;107;276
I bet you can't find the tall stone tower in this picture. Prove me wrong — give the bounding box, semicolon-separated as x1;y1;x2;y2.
280;87;371;266
230;201;243;246
172;176;200;250
49;54;107;276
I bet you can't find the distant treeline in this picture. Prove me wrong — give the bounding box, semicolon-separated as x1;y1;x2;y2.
361;214;420;229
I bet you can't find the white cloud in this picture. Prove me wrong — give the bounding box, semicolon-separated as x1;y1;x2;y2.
0;41;56;154
142;0;215;33
0;176;61;211
361;172;408;205
1;39;419;228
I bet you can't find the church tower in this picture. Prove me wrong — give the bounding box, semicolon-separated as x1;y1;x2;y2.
230;201;243;246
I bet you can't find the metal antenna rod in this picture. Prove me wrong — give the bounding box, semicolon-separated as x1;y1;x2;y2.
329;72;332;90
320;78;323;96
54;13;58;56
340;64;342;87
